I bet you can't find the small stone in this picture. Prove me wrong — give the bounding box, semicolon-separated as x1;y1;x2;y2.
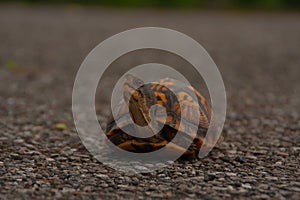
130;179;139;186
0;137;8;141
157;173;166;178
204;173;216;181
100;183;109;187
265;176;278;182
288;187;300;192
56;157;67;161
275;151;289;156
62;188;76;193
46;157;55;162
225;172;237;177
227;150;237;154
166;160;174;165
50;153;60;158
22;158;33;163
83;186;92;192
218;177;225;181
13;139;24;143
258;184;269;190
69;156;81;161
254;194;270;199
178;184;187;191
292;147;300;152
117;184;129;189
10;153;21;160
156;163;166;168
242;183;252;189
274;161;282;166
245;156;257;160
235;156;246;163
134;165;148;171
212;186;227;191
26;150;41;155
220;156;231;162
96;174;109;179
252;150;267;155
227;186;234;190
232;182;242;187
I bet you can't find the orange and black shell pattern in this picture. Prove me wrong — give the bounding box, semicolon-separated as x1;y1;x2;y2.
105;78;212;160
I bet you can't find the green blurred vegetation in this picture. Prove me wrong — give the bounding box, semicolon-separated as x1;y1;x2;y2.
4;59;18;70
1;0;300;9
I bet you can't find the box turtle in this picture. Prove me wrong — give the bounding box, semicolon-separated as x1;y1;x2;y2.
105;74;213;160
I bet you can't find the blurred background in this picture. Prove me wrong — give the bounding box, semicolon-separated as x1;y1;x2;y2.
1;0;300;9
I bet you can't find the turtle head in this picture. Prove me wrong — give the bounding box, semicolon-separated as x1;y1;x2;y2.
123;74;145;102
123;74;152;126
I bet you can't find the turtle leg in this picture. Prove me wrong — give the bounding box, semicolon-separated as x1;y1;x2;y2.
133;140;197;158
117;139;187;156
117;138;203;159
178;138;204;160
118;140;168;153
117;140;139;152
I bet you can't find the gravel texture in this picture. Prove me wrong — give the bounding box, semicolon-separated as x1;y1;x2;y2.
0;4;299;199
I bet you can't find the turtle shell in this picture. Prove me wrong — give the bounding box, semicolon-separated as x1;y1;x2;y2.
105;77;212;159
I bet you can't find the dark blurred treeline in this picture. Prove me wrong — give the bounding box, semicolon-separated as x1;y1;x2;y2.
1;0;300;9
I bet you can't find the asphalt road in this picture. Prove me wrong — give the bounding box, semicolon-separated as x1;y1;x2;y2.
0;4;299;199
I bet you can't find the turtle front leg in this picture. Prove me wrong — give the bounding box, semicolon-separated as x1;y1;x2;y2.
117;140;187;157
117;140;168;153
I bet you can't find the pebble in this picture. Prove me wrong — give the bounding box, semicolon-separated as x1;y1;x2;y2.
265;176;278;182
275;151;289;156
50;153;60;158
204;173;216;181
13;139;24;143
231;182;242;187
242;183;252;190
0;137;8;141
234;156;246;163
225;173;237;177
46;158;55;162
212;186;227;191
10;153;21;160
274;161;282;166
134;165;148;171
288;187;300;192
220;156;231;162
252;150;267;155
56;157;67;161
292;147;300;152
227;186;234;190
245;156;257;160
254;194;270;199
